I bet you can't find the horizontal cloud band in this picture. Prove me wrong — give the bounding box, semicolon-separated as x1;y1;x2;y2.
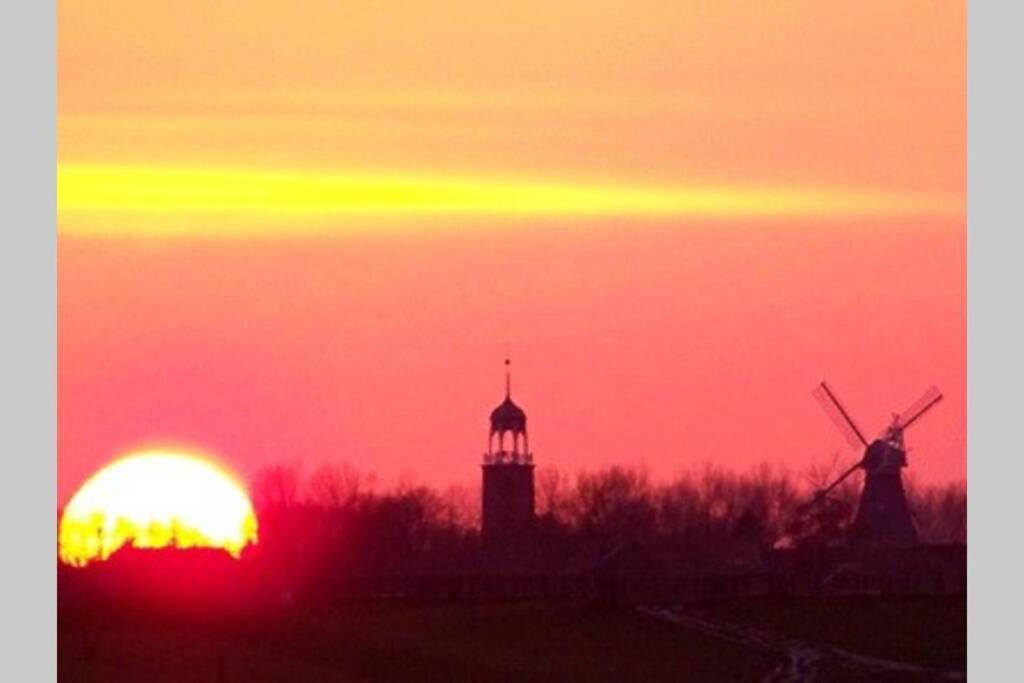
58;164;960;236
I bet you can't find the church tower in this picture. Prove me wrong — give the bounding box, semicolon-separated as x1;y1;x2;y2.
481;358;535;546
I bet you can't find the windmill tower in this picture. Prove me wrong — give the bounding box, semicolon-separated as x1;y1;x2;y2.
481;357;535;547
808;381;943;546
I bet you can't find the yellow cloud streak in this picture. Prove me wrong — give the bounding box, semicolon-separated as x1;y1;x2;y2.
58;164;960;236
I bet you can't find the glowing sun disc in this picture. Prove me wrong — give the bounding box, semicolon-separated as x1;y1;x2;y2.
59;450;258;567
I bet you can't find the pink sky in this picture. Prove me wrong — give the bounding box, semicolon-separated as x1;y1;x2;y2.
58;1;965;501
58;216;964;501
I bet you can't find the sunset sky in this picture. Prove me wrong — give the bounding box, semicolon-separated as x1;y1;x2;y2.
57;1;965;502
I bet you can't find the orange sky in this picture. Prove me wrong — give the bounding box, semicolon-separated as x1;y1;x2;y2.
57;1;965;501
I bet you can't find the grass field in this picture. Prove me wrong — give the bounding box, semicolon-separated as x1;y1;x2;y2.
703;596;966;673
58;596;964;682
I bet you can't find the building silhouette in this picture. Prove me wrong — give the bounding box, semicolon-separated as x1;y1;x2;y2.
481;358;535;547
811;381;942;548
848;435;918;546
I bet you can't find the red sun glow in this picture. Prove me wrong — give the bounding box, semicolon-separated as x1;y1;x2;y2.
59;450;258;567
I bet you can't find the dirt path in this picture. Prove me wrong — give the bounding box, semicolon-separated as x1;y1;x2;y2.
639;606;965;682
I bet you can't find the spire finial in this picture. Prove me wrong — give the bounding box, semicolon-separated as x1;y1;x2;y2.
504;347;511;399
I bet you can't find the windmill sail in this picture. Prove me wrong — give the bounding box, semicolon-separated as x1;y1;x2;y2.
804;458;864;509
813;381;869;450
896;385;944;431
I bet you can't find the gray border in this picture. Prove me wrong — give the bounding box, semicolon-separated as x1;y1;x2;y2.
0;0;56;679
968;1;1023;679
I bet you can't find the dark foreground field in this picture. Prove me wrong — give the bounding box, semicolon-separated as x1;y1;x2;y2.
59;596;965;682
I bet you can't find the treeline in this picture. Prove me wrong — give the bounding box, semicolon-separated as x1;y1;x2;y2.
245;461;965;578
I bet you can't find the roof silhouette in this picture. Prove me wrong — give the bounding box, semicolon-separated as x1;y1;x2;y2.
490;396;527;435
490;356;527;434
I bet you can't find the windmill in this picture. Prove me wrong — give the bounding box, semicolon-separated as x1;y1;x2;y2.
807;381;943;546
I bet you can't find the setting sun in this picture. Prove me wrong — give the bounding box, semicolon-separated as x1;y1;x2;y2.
58;450;258;567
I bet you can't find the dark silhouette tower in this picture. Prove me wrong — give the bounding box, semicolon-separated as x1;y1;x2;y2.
481;358;535;546
848;426;917;545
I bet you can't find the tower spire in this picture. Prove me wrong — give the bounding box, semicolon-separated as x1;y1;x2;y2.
504;355;511;399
